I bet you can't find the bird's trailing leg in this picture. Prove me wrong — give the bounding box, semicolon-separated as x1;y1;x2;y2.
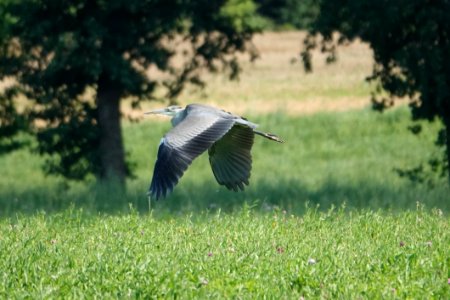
254;130;284;143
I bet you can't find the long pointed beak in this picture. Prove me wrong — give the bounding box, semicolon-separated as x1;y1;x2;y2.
144;108;167;115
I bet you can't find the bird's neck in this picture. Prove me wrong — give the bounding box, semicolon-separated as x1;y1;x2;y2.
171;110;186;127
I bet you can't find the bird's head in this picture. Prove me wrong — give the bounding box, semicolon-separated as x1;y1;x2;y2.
145;105;184;117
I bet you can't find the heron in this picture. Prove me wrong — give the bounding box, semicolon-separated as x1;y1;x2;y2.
145;103;283;201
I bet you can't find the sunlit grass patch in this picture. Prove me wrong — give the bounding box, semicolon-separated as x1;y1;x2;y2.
0;206;448;298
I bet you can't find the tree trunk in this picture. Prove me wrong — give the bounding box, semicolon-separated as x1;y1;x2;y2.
96;76;127;186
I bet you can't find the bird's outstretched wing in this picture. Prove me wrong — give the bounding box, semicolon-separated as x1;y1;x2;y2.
208;125;255;191
149;108;235;200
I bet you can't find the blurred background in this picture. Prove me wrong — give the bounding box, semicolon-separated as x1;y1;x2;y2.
0;0;449;215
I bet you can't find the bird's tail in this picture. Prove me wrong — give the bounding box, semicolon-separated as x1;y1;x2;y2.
254;130;284;143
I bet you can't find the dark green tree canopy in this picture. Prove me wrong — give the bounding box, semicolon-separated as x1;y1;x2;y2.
256;0;319;29
0;0;25;154
303;0;450;181
0;0;262;182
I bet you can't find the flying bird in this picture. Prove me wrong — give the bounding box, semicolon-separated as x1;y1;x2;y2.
145;103;283;200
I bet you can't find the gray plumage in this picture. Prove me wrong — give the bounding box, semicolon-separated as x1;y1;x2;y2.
146;103;283;200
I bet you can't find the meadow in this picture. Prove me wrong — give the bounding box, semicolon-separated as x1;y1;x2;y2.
0;32;449;298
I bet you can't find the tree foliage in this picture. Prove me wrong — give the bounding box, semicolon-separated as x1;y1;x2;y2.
256;0;319;29
0;0;261;182
0;0;26;154
302;0;450;182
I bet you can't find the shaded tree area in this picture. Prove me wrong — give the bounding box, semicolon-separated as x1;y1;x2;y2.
0;0;26;154
0;0;263;185
302;0;450;183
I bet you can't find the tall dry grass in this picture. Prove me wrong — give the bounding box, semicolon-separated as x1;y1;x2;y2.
1;31;376;117
172;31;374;115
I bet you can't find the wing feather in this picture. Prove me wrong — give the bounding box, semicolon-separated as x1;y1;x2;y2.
208;125;255;191
149;108;235;200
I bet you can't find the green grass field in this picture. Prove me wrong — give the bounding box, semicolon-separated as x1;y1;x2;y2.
0;208;450;299
1;32;449;298
1;206;449;298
